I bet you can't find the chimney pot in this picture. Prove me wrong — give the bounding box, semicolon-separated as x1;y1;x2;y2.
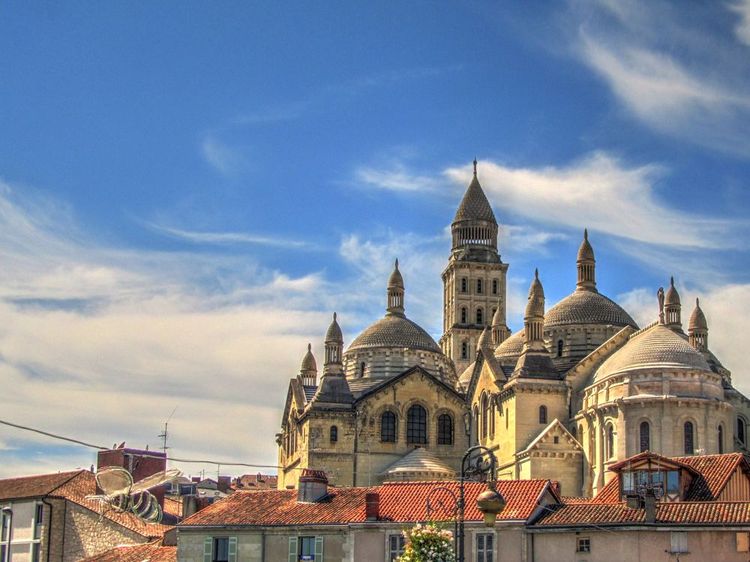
365;492;380;521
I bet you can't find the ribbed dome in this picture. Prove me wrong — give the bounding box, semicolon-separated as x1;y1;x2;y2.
577;229;595;262
526;270;545;318
347;314;441;353
325;313;343;342
689;298;708;331
300;343;317;372
494;330;525;360
453;174;496;223
380;448;456;481
545;291;637;329
594;324;710;382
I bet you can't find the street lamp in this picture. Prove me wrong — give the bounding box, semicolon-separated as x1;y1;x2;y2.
425;445;506;562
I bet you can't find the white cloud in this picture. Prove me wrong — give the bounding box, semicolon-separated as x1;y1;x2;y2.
147;223;312;249
731;0;750;46
444;153;738;249
566;0;750;156
355;163;441;193
200;135;249;176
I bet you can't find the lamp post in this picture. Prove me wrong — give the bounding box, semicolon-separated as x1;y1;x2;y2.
1;506;12;562
425;446;506;562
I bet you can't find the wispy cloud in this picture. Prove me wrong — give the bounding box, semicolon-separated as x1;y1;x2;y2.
731;0;750;46
566;0;750;156
148;223;313;250
200;135;250;176
445;153;740;249
355;163;442;193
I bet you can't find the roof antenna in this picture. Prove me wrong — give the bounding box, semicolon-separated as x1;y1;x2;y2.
158;406;178;456
473;157;478;176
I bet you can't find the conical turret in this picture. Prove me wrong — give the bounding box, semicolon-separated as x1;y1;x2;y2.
386;259;405;317
314;313;354;405
299;343;318;386
664;277;682;331
688;298;708;351
524;269;546;350
450;159;498;258
491;298;509;346
576;229;597;292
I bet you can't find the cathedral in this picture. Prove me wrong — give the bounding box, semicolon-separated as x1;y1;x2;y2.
277;161;750;497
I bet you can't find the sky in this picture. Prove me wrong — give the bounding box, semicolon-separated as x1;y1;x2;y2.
1;0;750;478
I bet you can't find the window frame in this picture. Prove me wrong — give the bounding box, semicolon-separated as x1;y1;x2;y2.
407;404;428;444
684;421;694;455
387;534;406;561
329;425;338;444
476;532;495;562
213;537;230;562
437;413;454;445
639;421;650;452
476;307;483;325
538;405;548;425
576;537;591;553
381;411;397;443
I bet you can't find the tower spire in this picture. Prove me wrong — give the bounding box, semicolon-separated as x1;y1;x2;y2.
664;276;682;331
688;297;708;351
576;228;597;292
386;259;405;316
299;343;318;386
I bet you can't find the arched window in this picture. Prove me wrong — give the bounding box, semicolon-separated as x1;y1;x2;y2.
718;424;724;454
492;279;498;295
476;308;483;325
684;421;694;455
539;405;548;425
490;400;495;438
557;339;564;357
606;424;615;459
330;425;338;444
472;405;479;445
477;279;483;294
381;411;396;442
461;278;467;293
481;394;489;439
639;421;650;452
738;417;747;447
359;362;366;378
461;342;469;360
460;307;467;324
407;405;427;444
438;414;453;445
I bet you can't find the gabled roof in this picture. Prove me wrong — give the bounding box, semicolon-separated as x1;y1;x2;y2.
534;501;750;528
353;366;464;404
518;419;582;456
80;541;176;562
607;451;699;475
180;479;557;527
0;469;83;501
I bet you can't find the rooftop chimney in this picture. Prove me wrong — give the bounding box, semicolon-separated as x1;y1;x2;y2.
365;492;380;521
297;469;329;503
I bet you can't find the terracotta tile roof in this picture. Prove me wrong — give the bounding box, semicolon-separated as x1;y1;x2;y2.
0;470;83;500
163;497;182;518
535;501;750;527
80;541;176;562
561;496;590;505
180;479;554;527
592;453;750;504
0;470;170;539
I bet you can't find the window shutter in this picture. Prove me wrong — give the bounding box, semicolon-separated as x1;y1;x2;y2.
203;537;213;562
314;536;324;561
288;537;298;562
228;537;238;562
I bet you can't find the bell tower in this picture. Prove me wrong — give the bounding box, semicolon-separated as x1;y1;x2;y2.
440;160;509;375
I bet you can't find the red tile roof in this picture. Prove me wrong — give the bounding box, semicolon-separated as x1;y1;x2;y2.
535;501;750;527
592;452;750;504
0;470;170;539
80;541;176;562
181;479;555;527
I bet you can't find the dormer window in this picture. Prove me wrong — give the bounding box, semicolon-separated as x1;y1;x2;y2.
621;468;681;501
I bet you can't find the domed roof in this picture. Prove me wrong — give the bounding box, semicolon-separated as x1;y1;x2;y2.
665;277;680;306
453;165;496;224
300;343;317;372
545;290;637;329
594;324;710;383
526;269;545;318
347;314;441;353
325;313;343;342
577;229;595;262
689;298;708;331
494;330;525;360
388;259;404;288
380;448;456;481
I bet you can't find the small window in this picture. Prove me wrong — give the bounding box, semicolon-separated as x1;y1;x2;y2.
381;411;396;442
553;436;559;444
481;394;490;439
407;404;428;444
359;362;366;378
1;510;9;542
300;536;316;560
476;308;483;325
438;414;453;445
33;503;43;539
640;421;650;452
557;339;563;357
492;279;498;295
684;421;694;455
330;425;338;444
389;534;406;561
576;537;591;553
461;342;469;360
477;533;494;562
606;424;615;459
719;424;724;454
461;307;468;324
738;417;747;446
539;405;547;425
213;538;229;562
477;279;483;294
461;278;468;293
670;531;688;554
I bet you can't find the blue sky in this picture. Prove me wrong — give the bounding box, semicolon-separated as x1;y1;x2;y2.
1;0;750;478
